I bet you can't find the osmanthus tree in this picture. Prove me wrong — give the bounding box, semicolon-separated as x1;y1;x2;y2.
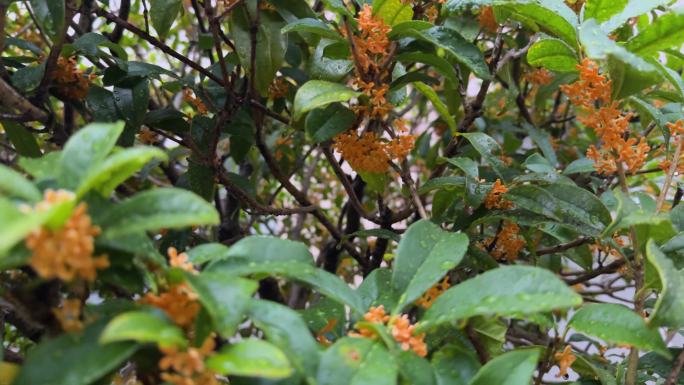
4;0;684;384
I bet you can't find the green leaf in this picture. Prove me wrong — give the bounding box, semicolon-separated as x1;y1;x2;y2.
0;165;41;202
221;235;315;264
406;27;491;80
282;18;343;40
12;319;137;385
527;38;579;73
231;7;288;96
625;8;684;56
28;0;64;38
149;0;182;38
293;80;360;120
396;351;435;385
563;158;595;174
461;133;506;180
569;303;670;358
76;147;168;198
2;121;42;158
649;59;684;102
209;260;365;314
187;243;231;265
396;52;460;87
59;121;125;190
373;0;414;26
247;299;320;380
420;266;582;330
207;339;293;379
646;240;684;329
357;268;398;310
99;188;220;238
601;0;671;33
413;82;457;133
306;103;356;143
100;311;187;348
583;0;628;23
392;220;468;312
317;338;397;385
468;349;541;385
495;0;578;49
432;345;481;385
183;271;258;337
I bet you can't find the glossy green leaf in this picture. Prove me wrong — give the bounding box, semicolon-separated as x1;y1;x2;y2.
282;18;343;40
396;52;460;86
208;339;294;379
601;0;671;33
461;133;506;180
76;147;167;198
413;82;457;133
306;103;356;143
392;220;468;312
317;338;397;385
420;266;582;330
0;165;41;202
59;121;125;190
0;198;71;257
149;0;182;38
221;235;315;264
2;120;42;158
650;59;684;102
28;0;64;38
231;7;288;96
294;80;360;120
405;27;491;79
431;345;480;385
583;0;628;23
183;271;258;337
187;243;231;265
209;259;365;314
100;311;186;348
468;349;541;385
247;299;320;380
569;303;670;358
527;38;579;73
357;268;398;310
373;0;414;26
495;0;578;49
13;319;137;385
646;240;684;329
99;188;220;238
396;351;435;385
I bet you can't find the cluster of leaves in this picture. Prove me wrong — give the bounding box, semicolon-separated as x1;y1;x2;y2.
3;0;684;384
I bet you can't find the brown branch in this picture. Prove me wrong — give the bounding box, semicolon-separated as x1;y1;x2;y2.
0;78;49;123
564;259;626;286
536;237;591;256
665;348;684;385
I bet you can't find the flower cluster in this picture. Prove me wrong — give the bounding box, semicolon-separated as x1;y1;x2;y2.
659;120;684;173
333;127;415;173
142;284;200;329
159;336;219;385
561;59;649;175
416;277;450;309
480;221;525;262
351;305;427;357
483;179;512;209
26;190;109;282
524;68;553;86
268;78;290;100
50;56;95;100
479;6;498;33
183;88;208;115
53;299;84;332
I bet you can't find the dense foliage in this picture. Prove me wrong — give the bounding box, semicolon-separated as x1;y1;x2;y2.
3;0;684;384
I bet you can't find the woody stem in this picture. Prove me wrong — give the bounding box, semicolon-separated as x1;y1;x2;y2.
656;136;682;212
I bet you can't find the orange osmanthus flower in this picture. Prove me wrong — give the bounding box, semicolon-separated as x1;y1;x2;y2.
51;56;95;100
561;59;649;174
484;221;525;262
350;305;427;357
183;88;208;115
478;6;498;33
554;345;577;378
26;190;109;282
53;299;84;332
484;179;512;209
524;68;554;86
416;277;450;309
142;284;200;329
159;335;219;385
